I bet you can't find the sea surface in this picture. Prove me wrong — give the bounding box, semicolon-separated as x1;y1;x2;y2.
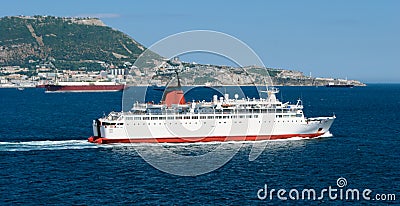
0;85;399;205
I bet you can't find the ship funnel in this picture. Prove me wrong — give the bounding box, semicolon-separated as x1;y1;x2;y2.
163;90;186;106
161;69;186;106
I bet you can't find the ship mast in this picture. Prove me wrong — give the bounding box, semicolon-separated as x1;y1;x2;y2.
175;70;181;88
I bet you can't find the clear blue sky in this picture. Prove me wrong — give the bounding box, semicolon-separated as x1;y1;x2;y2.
1;0;399;83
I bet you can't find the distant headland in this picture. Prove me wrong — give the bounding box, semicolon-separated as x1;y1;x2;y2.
0;15;365;87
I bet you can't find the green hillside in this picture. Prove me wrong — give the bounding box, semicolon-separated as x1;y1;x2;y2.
0;15;147;70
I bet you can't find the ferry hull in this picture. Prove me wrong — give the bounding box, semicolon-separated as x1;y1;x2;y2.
88;133;325;144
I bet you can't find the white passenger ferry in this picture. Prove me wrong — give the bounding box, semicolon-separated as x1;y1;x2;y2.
88;85;335;144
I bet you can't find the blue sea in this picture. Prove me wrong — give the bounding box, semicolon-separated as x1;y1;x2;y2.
0;85;399;205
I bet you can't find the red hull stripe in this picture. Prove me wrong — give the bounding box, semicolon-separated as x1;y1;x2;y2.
88;133;324;144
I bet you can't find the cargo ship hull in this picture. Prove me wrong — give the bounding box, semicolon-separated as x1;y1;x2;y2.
43;84;125;92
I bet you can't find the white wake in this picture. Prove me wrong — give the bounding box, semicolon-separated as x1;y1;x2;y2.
0;140;104;152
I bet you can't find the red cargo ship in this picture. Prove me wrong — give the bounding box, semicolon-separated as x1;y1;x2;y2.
38;82;125;92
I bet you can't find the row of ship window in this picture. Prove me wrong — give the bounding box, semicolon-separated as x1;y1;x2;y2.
145;108;296;114
125;114;300;121
126;115;259;120
129;119;304;126
101;122;124;126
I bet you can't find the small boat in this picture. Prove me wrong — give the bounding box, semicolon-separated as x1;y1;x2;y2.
325;82;354;88
203;82;222;88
